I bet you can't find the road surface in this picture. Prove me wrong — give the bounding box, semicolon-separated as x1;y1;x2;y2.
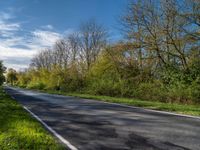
4;86;200;150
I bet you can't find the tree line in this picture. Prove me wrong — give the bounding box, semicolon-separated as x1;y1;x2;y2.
6;0;200;104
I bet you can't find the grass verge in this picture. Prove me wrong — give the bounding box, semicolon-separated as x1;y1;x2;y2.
43;90;200;117
0;87;65;150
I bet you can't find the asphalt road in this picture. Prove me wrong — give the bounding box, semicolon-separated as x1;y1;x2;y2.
4;86;200;150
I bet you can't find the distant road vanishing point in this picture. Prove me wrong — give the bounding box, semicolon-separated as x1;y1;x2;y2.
5;86;200;150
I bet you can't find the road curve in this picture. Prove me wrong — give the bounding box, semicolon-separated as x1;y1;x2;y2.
4;86;200;150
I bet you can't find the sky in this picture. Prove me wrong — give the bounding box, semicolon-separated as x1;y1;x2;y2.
0;0;128;70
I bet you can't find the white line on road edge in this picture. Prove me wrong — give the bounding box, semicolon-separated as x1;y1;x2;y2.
23;106;78;150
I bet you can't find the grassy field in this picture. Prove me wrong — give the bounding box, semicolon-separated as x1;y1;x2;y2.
0;87;65;150
43;90;200;117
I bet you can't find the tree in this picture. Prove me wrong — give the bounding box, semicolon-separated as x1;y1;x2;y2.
67;33;80;64
53;39;70;69
79;19;108;70
30;48;54;71
6;68;18;85
0;61;6;85
121;0;199;73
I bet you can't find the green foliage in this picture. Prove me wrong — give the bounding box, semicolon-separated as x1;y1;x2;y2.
0;61;6;85
60;66;84;92
134;81;167;102
158;65;200;104
6;68;18;85
15;48;200;104
87;77;121;96
22;65;84;92
85;52;121;96
0;74;5;86
17;72;31;88
190;78;200;103
27;82;46;90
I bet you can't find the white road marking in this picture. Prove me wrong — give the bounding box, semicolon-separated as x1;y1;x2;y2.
23;106;78;150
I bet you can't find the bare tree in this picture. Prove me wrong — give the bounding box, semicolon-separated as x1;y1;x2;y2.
53;39;70;69
79;19;108;70
67;33;80;64
180;0;200;41
30;48;53;70
121;0;199;72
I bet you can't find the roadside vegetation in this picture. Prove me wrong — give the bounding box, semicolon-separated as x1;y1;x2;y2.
5;1;200;109
0;87;65;150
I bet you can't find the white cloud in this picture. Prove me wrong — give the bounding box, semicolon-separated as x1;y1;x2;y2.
0;45;35;58
31;29;62;47
0;36;24;47
0;45;35;70
0;11;20;38
0;11;63;70
0;22;20;31
0;29;62;70
2;56;31;71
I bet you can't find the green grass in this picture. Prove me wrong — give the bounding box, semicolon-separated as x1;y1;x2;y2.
43;90;200;117
0;87;65;150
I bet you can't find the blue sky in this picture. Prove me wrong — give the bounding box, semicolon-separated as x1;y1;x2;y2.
0;0;128;70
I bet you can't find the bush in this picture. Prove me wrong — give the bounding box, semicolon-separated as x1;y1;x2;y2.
27;82;46;90
86;78;121;96
134;81;167;102
167;83;191;103
190;78;200;103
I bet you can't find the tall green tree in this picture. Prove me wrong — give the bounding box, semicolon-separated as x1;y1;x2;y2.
6;68;18;85
0;61;6;85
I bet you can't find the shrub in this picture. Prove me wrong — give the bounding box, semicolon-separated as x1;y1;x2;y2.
27;81;46;90
190;78;200;103
134;81;167;102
